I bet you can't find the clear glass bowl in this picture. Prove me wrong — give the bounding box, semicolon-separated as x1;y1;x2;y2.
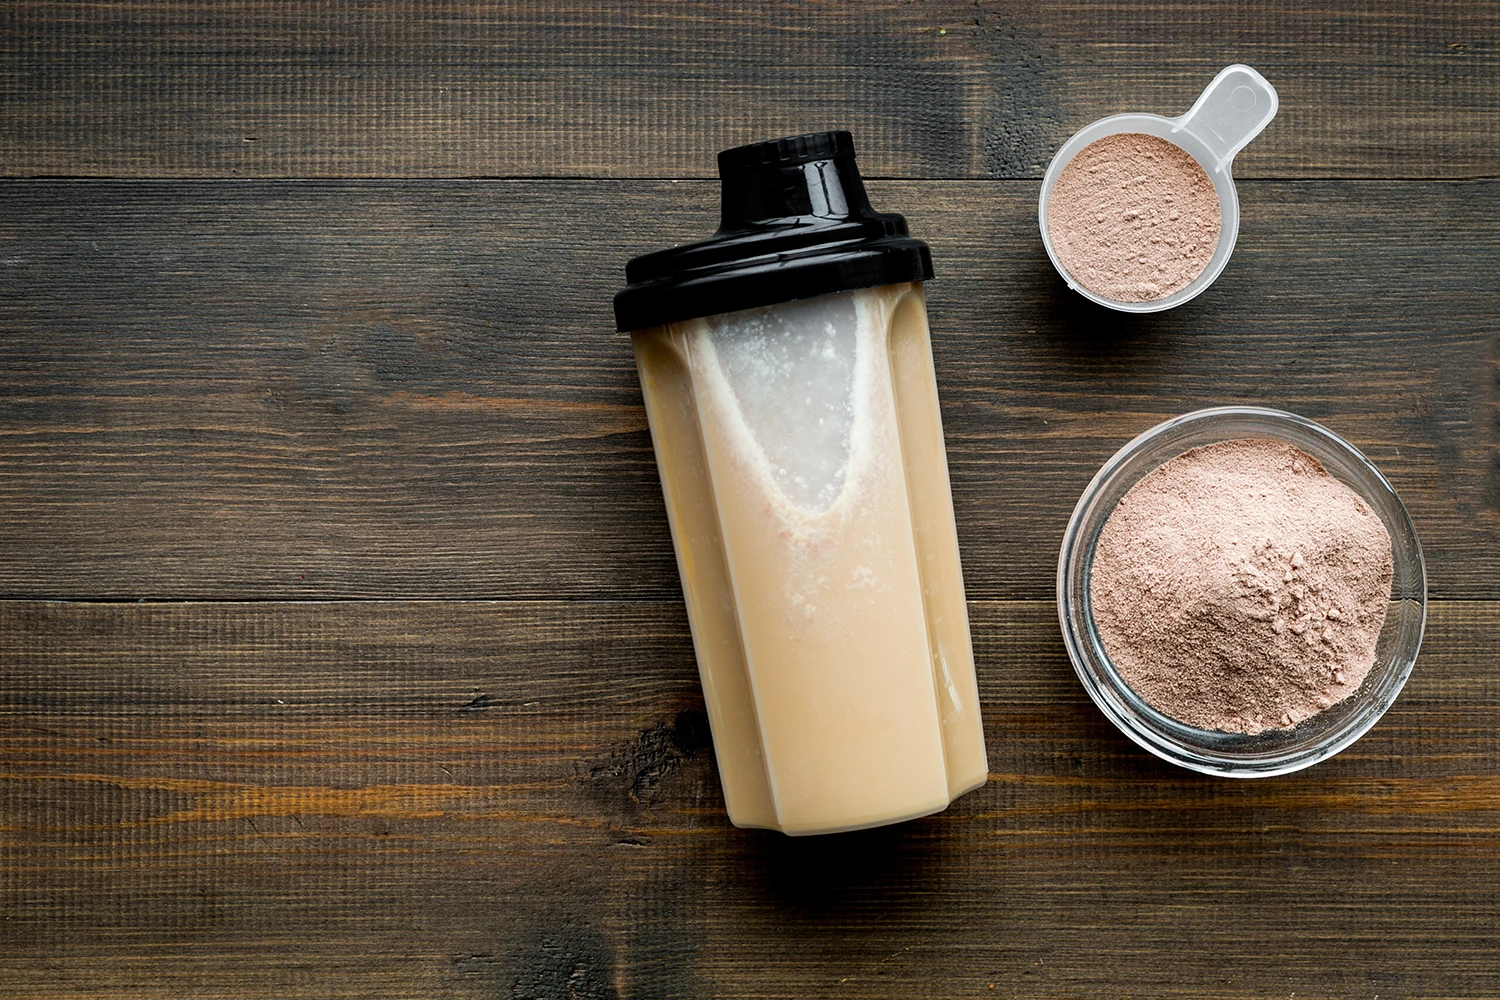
1057;406;1426;776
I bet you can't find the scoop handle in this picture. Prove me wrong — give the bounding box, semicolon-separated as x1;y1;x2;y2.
1175;64;1278;171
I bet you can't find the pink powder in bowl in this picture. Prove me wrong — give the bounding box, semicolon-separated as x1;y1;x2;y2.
1046;132;1221;303
1088;439;1394;735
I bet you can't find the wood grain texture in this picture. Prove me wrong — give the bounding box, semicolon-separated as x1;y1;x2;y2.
2;598;1498;999
5;4;1500;996
2;1;1498;180
2;179;1497;600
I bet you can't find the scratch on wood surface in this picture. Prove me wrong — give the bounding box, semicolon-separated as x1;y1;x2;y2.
1487;333;1500;518
583;709;713;808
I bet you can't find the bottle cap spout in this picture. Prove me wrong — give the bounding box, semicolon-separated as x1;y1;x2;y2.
716;131;872;230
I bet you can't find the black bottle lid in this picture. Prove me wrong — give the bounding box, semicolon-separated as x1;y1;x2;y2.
613;131;933;332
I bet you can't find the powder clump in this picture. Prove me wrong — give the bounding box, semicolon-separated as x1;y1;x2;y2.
1047;132;1221;302
1089;439;1394;735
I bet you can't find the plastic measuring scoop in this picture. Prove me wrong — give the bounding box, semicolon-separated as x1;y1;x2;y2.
1038;64;1279;313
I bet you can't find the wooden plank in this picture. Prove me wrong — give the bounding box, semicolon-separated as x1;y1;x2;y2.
2;178;1496;600
2;598;1498;998
1;2;1497;180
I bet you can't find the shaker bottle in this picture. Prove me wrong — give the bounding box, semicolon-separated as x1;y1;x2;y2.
614;131;988;836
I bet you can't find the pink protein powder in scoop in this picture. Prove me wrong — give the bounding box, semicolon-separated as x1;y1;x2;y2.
1047;132;1221;303
1089;439;1394;735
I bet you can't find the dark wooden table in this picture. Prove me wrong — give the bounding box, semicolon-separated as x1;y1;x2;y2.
3;3;1499;997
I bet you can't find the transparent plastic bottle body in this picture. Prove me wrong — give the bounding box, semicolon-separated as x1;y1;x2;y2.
632;282;987;835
